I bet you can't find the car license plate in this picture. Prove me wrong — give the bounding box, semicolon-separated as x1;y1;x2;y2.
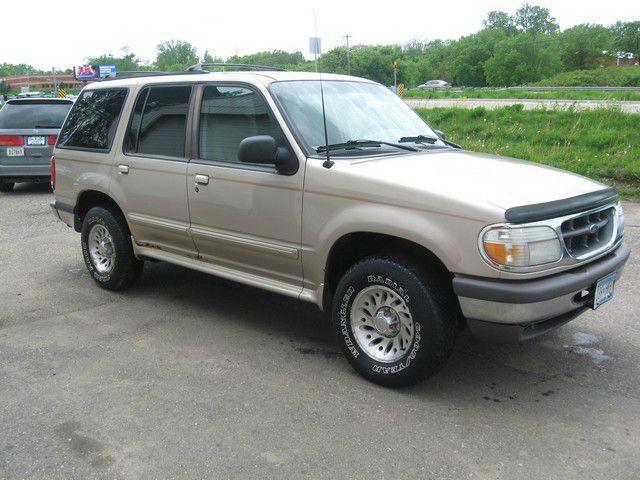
27;136;46;146
6;146;24;157
594;272;617;309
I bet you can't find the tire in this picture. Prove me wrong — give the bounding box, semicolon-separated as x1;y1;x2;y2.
332;256;458;387
0;181;15;192
81;206;143;290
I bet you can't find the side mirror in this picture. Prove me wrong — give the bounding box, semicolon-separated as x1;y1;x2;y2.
435;129;446;140
238;135;297;175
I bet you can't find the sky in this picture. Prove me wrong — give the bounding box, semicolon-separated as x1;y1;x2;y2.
1;0;638;70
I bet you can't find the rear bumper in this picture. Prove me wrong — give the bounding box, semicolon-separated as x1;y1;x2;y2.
0;161;50;180
50;200;75;228
453;242;630;341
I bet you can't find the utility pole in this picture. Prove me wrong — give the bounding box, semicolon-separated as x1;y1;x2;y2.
343;34;351;75
52;66;57;94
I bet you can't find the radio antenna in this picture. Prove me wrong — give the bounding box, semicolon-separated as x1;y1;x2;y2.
314;13;334;169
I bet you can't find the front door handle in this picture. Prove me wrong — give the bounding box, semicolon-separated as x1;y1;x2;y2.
194;174;209;185
118;164;129;174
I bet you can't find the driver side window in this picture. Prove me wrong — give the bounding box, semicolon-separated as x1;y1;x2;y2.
198;85;285;165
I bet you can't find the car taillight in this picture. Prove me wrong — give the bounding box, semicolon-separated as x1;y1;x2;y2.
0;135;24;146
50;156;56;191
48;135;58;146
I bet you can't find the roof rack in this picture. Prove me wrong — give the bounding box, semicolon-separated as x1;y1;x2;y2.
100;70;209;81
185;63;288;72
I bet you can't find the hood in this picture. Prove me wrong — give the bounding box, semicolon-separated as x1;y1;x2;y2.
348;149;607;211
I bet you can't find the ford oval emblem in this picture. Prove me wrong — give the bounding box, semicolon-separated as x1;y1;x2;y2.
589;224;600;234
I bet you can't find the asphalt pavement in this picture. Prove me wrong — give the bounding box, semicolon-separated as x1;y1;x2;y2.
1;184;639;479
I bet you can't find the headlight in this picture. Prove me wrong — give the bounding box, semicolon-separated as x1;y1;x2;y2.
480;225;562;269
617;203;625;237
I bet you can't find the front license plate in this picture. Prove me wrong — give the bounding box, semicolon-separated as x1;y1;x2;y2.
594;272;617;309
27;136;46;146
6;146;24;157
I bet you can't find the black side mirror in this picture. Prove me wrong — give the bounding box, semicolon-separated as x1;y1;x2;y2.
238;135;297;175
435;129;446;140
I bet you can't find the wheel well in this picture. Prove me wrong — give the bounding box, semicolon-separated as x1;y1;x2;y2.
323;232;454;311
74;190;127;232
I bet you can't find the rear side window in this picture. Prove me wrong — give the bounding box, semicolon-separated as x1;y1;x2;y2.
58;89;127;151
126;86;192;158
0;101;72;129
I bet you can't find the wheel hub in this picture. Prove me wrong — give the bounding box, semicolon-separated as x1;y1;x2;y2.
97;238;113;257
373;306;400;337
350;285;415;363
88;224;116;274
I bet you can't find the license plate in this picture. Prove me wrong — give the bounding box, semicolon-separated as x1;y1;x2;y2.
594;272;617;309
6;146;24;157
27;136;46;146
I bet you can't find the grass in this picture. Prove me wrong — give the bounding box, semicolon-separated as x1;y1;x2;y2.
532;66;640;87
404;88;640;101
417;106;640;199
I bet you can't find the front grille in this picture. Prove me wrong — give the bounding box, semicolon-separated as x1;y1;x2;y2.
561;207;615;257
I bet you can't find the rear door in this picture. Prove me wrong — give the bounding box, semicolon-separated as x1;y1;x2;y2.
0;100;72;176
111;85;196;256
185;83;304;291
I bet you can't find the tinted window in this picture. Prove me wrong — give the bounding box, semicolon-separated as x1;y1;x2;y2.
133;86;191;158
58;89;127;150
125;88;149;153
199;86;284;164
0;101;72;129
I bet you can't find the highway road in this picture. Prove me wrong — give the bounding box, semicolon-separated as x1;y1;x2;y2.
405;98;640;113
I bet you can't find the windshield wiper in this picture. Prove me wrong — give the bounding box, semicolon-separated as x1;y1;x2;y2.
34;125;60;129
399;134;438;144
400;134;462;149
316;139;418;154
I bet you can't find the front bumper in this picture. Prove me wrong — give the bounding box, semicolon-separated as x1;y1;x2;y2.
453;242;630;342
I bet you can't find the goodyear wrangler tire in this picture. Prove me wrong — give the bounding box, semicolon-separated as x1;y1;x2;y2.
81;206;143;291
332;256;457;387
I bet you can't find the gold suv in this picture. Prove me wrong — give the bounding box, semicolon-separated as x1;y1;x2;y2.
50;67;629;386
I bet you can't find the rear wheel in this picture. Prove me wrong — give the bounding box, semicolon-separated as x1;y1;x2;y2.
0;181;15;192
81;206;143;290
332;256;458;387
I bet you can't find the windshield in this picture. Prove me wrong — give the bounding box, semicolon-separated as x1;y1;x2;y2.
269;80;445;155
0;102;72;129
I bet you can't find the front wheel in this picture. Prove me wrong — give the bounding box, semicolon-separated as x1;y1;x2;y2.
332;256;458;387
81;206;143;290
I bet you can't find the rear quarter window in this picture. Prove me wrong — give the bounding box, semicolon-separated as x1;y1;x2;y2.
0;101;72;129
57;88;128;151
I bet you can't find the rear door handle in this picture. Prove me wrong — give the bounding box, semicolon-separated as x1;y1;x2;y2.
118;164;129;174
194;174;209;185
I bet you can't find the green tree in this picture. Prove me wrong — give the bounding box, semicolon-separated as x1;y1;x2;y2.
559;24;614;70
612;21;640;58
155;40;198;71
448;29;506;86
514;4;559;35
483;11;517;35
485;33;561;86
86;47;141;72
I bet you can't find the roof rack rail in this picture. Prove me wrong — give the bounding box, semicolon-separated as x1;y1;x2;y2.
185;63;288;72
100;70;209;81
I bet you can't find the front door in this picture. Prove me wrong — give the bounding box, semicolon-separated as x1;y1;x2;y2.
186;84;303;291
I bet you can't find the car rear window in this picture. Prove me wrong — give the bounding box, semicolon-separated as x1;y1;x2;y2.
57;88;127;151
125;85;192;158
0;101;73;129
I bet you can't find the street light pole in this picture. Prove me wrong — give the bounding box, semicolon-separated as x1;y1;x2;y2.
343;34;351;75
